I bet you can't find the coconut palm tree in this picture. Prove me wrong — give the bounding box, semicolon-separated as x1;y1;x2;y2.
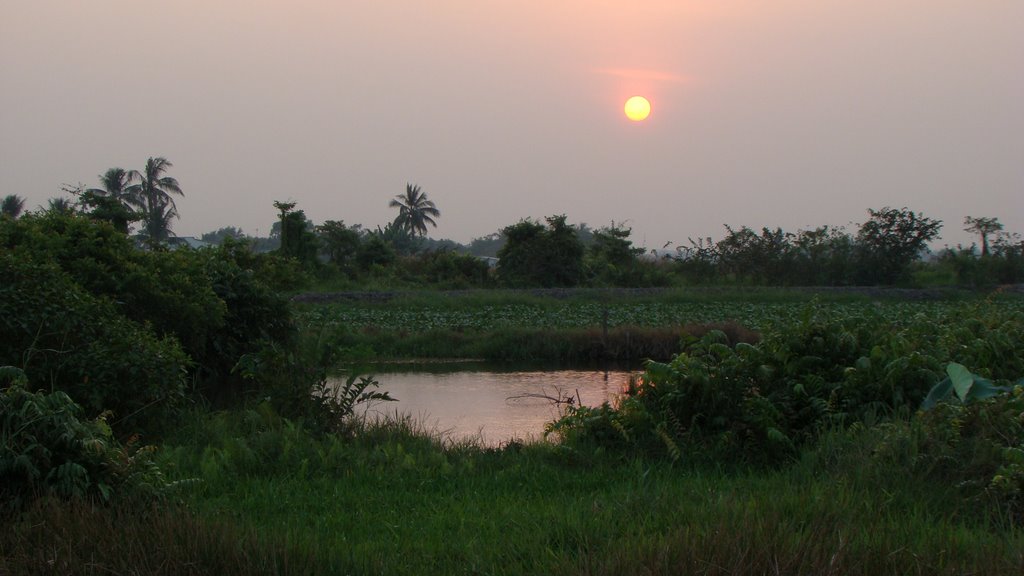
137;194;179;244
1;194;25;219
389;183;440;236
89;167;134;200
127;157;183;243
46;197;74;215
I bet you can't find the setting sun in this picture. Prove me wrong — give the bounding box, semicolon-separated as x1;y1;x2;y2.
624;96;651;121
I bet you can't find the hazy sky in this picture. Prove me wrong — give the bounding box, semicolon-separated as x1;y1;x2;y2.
2;1;1021;249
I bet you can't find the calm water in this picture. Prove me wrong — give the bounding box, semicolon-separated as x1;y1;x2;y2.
332;363;635;446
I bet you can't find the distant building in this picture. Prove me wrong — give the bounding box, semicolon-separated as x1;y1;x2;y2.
476;256;499;268
167;236;213;250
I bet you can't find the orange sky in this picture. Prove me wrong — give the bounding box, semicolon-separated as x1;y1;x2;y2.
2;1;1021;247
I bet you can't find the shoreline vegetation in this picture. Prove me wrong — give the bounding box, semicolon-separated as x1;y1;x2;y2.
292;283;1024;304
4;210;1024;574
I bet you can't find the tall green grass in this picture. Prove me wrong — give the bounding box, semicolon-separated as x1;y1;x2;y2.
5;402;1022;575
139;411;1024;574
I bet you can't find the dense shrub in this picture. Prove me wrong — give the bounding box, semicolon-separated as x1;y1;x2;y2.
498;216;584;287
915;387;1024;522
1;371;175;513
218;236;312;292
184;246;296;403
232;327;392;435
0;212;225;362
817;382;1024;524
1;214;298;407
549;302;1024;467
0;254;190;433
401;250;492;288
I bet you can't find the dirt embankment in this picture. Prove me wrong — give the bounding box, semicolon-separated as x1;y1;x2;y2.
290;285;1024;304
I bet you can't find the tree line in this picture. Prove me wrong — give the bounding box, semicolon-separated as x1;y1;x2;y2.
5;158;1021;288
234;202;1022;289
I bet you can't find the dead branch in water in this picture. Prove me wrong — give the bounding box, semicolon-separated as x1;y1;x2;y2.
506;388;580;406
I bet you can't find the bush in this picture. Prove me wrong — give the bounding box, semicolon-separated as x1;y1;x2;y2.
0;254;190;433
402;250;492;288
497;216;584;287
1;371;175;513
233;326;392;435
186;246;296;404
1;214;299;409
549;302;1024;467
824;383;1024;524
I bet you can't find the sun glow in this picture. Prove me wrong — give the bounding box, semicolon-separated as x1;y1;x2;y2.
624;96;651;121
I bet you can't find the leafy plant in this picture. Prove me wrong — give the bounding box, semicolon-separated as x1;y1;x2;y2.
921;362;1015;409
1;377;176;513
1;212;299;412
233;326;393;435
0;253;190;434
549;300;1024;467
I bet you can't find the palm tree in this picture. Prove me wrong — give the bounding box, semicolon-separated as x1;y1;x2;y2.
73;168;141;233
1;194;25;219
138;194;179;244
127;157;183;243
46;197;74;215
89;167;134;200
389;183;440;236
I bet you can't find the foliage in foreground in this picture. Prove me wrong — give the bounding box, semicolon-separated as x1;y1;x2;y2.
1;371;175;514
4;387;1024;574
0;498;346;576
549;301;1024;465
232;326;393;435
0;212;298;425
0;253;190;433
125;413;1024;574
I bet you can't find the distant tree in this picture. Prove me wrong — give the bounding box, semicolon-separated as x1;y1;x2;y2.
855;207;942;285
1;195;26;219
586;223;645;286
45;197;75;215
356;232;396;270
81;168;138;233
418;236;463;253
791;225;855;286
990;231;1024;283
715;225;795;284
200;226;246;245
674;236;720;284
273;200;318;264
64;183;137;234
574;222;595;246
89;168;134;203
716;226;760;282
374;221;422;256
497;215;584;287
127;157;183;243
963;216;1003;257
389;183;440;236
139;195;180;245
466;232;506;258
316;220;362;269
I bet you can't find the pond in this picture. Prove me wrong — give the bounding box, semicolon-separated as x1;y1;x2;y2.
332;363;637;446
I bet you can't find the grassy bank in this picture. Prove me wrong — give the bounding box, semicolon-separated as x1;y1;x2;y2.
8;412;1020;576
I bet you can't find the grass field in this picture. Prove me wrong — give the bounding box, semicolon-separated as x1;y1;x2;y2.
9;413;1019;576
